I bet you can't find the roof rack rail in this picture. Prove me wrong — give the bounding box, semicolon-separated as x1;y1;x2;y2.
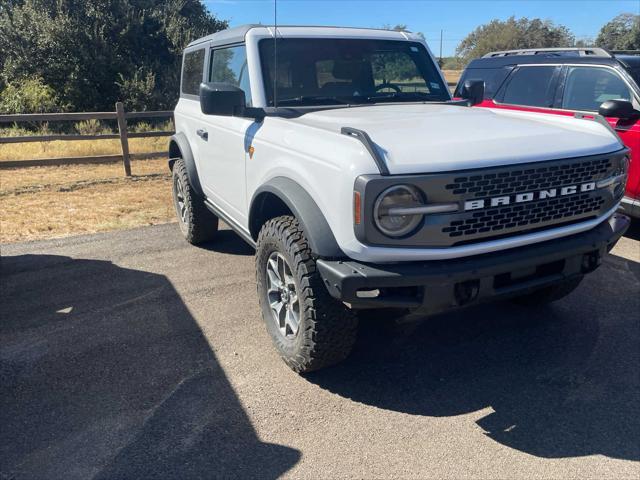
482;47;612;58
611;50;640;56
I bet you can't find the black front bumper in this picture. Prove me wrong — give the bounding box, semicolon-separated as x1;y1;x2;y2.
317;214;630;314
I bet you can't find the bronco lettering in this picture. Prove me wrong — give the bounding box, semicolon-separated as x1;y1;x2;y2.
464;182;597;211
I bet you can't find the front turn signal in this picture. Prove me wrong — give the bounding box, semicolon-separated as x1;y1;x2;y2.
354;191;362;225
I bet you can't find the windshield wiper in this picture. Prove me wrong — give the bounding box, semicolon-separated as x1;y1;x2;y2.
364;91;442;103
276;96;351;106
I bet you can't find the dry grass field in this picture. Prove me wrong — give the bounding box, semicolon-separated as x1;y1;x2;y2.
0;137;167;161
1;139;174;243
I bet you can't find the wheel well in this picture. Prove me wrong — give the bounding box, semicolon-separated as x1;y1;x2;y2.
249;192;294;240
168;140;181;171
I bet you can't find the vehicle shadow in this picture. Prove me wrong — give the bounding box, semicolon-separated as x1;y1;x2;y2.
0;254;299;479
623;217;640;241
196;227;255;256
307;255;640;461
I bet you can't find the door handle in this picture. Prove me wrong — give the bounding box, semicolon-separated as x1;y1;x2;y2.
196;129;208;141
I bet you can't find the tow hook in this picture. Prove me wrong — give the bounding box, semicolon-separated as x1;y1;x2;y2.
581;251;601;273
454;279;480;306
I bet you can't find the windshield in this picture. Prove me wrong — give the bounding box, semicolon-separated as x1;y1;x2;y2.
259;38;450;107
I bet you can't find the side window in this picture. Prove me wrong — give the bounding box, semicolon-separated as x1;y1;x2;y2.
181;48;205;96
562;66;632;112
210;46;252;106
454;67;512;99
501;66;558;107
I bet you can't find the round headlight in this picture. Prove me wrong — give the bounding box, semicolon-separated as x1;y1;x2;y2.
374;185;424;237
621;155;630;174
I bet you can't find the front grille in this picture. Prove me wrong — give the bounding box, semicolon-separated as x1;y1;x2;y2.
444;158;612;198
442;193;606;238
356;150;628;249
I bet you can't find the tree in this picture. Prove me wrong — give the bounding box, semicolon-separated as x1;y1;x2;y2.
455;16;575;62
596;13;640;50
382;23;425;39
441;57;465;70
0;0;227;113
574;38;595;48
378;24;426;81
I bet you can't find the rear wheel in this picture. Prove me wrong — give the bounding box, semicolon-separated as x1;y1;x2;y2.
172;159;218;245
513;276;584;306
256;215;358;373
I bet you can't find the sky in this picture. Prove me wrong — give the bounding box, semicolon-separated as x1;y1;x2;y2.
204;0;639;56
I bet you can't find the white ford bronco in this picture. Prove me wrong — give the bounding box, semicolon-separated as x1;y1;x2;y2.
169;25;630;372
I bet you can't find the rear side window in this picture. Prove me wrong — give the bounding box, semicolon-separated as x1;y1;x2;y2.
182;48;205;96
501;66;558;107
562;66;632;112
209;45;252;105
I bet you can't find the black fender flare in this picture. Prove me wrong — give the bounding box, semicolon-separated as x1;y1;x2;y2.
250;177;345;259
168;132;204;197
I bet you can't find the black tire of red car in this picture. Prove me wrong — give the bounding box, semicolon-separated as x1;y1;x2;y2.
172;158;219;244
513;275;584;306
255;215;359;373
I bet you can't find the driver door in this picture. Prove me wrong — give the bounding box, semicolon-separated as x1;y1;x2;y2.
196;44;254;226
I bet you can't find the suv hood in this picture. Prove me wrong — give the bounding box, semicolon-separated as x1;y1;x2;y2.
290;104;623;174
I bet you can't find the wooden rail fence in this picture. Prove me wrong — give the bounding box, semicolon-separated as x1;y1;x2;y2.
0;102;173;174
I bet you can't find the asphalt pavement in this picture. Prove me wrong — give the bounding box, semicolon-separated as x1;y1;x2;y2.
2;221;639;479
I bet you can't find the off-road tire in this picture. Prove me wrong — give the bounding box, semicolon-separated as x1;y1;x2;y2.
513;275;584;306
172;159;218;245
256;215;359;373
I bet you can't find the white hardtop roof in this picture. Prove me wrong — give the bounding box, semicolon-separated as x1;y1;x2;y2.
186;24;420;49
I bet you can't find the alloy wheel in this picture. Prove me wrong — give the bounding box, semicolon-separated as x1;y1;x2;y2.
174;176;188;224
265;252;301;339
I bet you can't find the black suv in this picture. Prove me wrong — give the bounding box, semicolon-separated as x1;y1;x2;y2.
454;47;640;108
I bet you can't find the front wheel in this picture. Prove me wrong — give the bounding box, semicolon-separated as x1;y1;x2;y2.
255;215;358;373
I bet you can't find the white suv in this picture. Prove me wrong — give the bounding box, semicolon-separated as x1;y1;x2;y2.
170;25;630;372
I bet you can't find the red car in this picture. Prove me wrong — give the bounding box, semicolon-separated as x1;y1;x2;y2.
455;47;640;218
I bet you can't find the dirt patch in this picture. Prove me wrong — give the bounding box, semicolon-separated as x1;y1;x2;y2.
2;157;168;191
1;158;175;243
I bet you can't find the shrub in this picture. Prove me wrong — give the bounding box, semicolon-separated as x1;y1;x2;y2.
116;68;156;112
131;121;153;133
0;125;33;137
0;77;62;114
74;119;110;135
130;119;174;133
0;122;51;137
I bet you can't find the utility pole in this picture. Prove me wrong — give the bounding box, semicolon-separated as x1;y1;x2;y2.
439;29;443;68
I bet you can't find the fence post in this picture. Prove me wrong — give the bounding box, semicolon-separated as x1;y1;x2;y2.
115;102;131;176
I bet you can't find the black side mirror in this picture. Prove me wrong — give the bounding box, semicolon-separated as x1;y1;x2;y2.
199;82;265;120
459;79;485;106
598;99;639;120
200;82;246;116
